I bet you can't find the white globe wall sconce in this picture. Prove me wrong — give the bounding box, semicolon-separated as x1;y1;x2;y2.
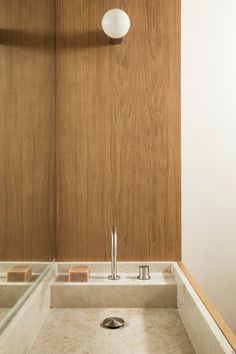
102;9;130;44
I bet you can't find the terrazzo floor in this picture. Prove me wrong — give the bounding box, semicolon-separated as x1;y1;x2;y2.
29;308;196;354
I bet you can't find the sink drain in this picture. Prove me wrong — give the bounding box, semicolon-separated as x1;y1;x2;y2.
102;317;125;329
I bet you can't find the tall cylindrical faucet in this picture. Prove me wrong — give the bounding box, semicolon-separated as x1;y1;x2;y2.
108;225;120;280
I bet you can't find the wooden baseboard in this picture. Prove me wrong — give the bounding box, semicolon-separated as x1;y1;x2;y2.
178;262;236;353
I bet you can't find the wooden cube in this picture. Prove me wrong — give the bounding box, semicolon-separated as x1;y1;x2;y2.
69;266;90;282
7;266;32;282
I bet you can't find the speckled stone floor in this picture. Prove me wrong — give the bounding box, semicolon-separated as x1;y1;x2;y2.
29;308;195;354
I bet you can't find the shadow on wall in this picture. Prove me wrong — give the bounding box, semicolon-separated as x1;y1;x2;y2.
0;28;110;48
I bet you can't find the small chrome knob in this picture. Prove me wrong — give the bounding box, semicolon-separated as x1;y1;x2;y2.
137;265;151;280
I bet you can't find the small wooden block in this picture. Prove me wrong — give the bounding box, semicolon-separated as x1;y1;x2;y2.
69;266;90;282
7;266;32;282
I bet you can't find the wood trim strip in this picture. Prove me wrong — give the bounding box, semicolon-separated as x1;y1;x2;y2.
178;262;236;353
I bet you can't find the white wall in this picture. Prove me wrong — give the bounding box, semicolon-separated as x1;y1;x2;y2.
182;0;236;334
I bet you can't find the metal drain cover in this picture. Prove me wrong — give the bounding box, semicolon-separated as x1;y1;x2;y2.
102;317;124;329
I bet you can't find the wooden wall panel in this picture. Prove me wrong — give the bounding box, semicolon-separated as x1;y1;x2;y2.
0;0;56;260
57;0;180;261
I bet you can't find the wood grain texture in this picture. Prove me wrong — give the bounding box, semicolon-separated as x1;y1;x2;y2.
178;262;236;353
0;0;56;260
57;0;181;261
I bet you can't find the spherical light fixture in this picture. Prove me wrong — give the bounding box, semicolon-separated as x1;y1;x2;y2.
102;9;130;44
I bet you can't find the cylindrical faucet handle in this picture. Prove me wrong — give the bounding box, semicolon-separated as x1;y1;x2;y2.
137;265;151;280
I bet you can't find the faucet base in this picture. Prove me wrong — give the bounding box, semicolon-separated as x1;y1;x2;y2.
108;275;120;280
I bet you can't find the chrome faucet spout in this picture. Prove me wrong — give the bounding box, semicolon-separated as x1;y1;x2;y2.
108;225;120;280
